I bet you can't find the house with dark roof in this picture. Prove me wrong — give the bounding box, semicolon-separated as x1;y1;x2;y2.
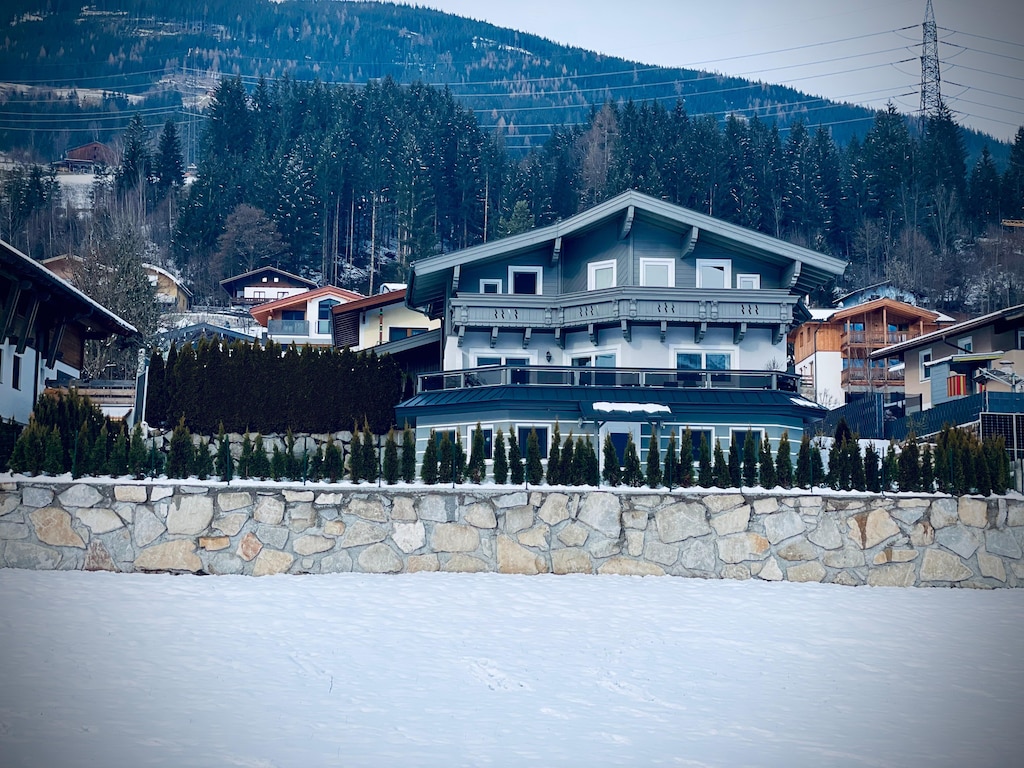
220;266;317;306
396;190;846;473
1;239;138;424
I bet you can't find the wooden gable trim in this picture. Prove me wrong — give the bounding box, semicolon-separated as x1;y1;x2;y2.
619;205;635;241
551;236;562;266
682;226;699;258
783;261;802;289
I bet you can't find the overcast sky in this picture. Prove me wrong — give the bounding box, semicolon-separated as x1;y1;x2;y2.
399;0;1023;143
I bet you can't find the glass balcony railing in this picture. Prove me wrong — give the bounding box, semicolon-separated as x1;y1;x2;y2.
418;365;801;394
267;319;309;336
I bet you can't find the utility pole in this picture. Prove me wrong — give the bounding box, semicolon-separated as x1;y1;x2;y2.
920;0;942;118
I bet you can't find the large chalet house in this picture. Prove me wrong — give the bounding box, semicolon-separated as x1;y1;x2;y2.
1;240;138;424
396;190;847;472
220;266;317;307
791;297;954;408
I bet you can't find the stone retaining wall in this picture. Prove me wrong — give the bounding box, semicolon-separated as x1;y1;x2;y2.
2;478;1023;587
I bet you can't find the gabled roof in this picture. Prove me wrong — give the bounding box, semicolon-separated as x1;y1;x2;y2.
829;297;946;324
219;266;317;291
143;263;194;297
1;239;138;338
407;190;847;308
331;288;406;317
872;303;1024;359
250;285;364;326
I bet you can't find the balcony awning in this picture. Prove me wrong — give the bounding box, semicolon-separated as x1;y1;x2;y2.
925;352;1004;370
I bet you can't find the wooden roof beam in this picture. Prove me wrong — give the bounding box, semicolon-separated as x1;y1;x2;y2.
783;261;802;289
619;205;635;240
682;226;699;258
551;236;562;266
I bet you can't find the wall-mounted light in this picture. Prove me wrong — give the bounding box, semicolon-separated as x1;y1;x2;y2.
545;350;552;363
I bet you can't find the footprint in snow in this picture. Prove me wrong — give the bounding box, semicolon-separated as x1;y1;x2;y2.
467;658;532;692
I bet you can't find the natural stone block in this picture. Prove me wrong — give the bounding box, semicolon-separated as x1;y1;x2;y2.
704;494;744;514
625;529;644;557
557;522;589;547
872;548;918;565
920;549;972;582
910;520;935;547
723;564;753;580
213;513;247;537
787;561;827;583
392;521;426;553
432;523;480;552
494;492;528;509
320;550;354;573
206;553;244;574
978;552;1007;582
418;495;449;522
985;529;1022;559
578;493;622;538
254;524;287;549
717;532;770;564
114;485;148;503
282;490;314;503
5;541;61;569
958;497;989;528
135;540;201;573
656;502;708;543
757;557;783;581
314;493;344;506
1007;501;1024;527
808;516;843;550
0;520;28;539
597;557;665;576
930;498;959;528
324;520;346;536
644;541;679;566
150;486;173;502
777;537;816;561
348;498;386;522
621;509;648;530
552;547;592;574
823;547;866;568
237;532;263;561
288;503;316;532
498;535;547;574
891;499;928;526
84;541;117;571
586;535;621;559
21;487;54;507
58;484;103;509
293;535;334;556
711;505;750;536
0;494;19;517
752;497;779;515
217;491;252;512
797;496;823;513
867;563;917;587
517;525;549;549
443;553;488;572
847;509;899;549
30;507;85;548
391;497;417;521
133;506;165;548
504;506;534;534
407;553;440;572
254;496;285;525
358;543;403;573
199;536;230;551
339;521;387;548
679;538;716;572
464;503;497;529
764;509;805;544
935;525;981;559
538;494;570;526
167;495;214;535
74;507;123;534
252;548;294;576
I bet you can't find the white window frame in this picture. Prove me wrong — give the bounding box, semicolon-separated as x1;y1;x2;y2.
571;348;618;367
508;266;543;295
587;259;617;291
958;336;973;353
672;346;735;371
480;279;502;294
474;351;538;367
1017;330;1024;350
639;257;675;288
920;348;933;381
736;273;761;290
696;258;731;289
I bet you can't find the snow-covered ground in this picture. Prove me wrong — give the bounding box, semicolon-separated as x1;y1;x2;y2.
1;569;1022;767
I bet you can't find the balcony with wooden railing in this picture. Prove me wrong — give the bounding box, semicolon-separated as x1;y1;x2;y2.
840;329;908;352
841;367;905;388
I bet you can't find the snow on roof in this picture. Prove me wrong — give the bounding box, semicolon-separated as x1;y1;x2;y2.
592;402;671;415
790;397;825;409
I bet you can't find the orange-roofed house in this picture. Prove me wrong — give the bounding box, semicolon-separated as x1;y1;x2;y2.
250;285;364;347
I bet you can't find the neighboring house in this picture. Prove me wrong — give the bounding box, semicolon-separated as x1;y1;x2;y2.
791;298;954;409
873;303;1024;414
144;263;193;312
220;267;317;307
1;239;138;424
833;280;922;309
60;141;117;172
396;190;846;473
250;285;363;347
154;322;259;352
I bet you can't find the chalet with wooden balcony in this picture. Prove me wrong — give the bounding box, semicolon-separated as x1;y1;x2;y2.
220;266;317;307
1;239;138;425
791;298;954;409
396;190;847;473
